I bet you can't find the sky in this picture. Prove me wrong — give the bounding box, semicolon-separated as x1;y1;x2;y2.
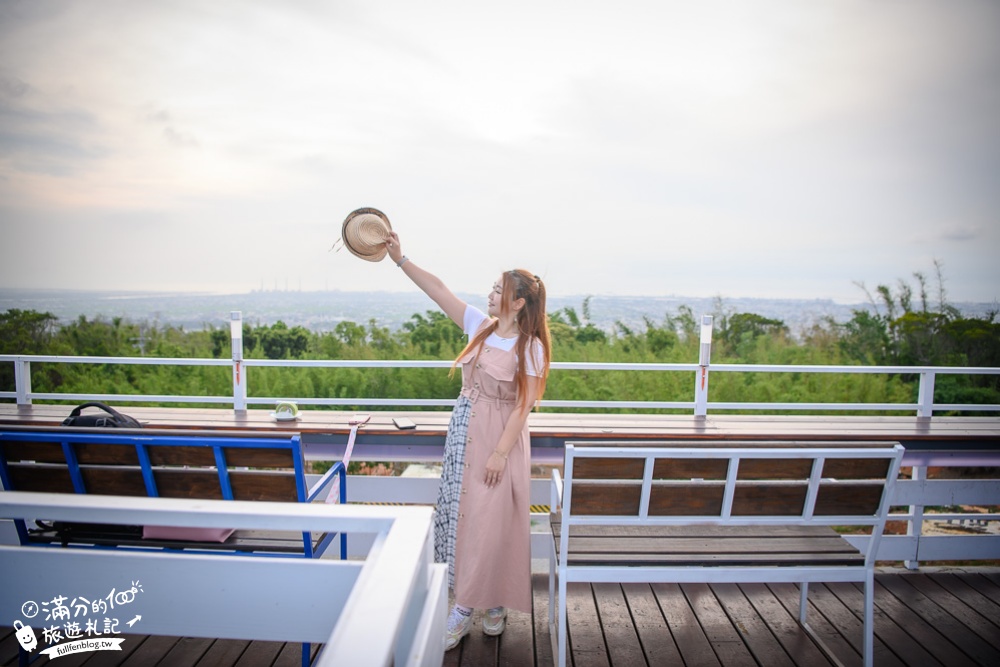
1;0;998;305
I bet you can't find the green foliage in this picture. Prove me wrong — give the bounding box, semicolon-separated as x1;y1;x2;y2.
2;267;997;415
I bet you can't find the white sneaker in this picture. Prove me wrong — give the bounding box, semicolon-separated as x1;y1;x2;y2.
483;606;507;636
445;606;472;650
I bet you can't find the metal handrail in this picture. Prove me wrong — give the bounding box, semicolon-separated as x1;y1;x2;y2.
3;352;999;417
3;312;999;416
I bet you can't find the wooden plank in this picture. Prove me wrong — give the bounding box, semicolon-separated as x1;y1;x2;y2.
572;457;644;479
973;572;1000;598
73;442;141;465
497;605;533;667
54;633;149;667
649;484;724;515
814;582;917;667
711;583;799;667
120;635;192;666
0;628;21;667
234;640;284;666
653;457;729;479
735;583;834;667
928;573;1000;634
566;582;610;667
273;642;313;667
6;405;999;444
1;440;65;463
822;457;891;479
681;582;757;667
551;518;837;539
442;631;461;667
560;536;860;555
823;581;949;667
227;471;299;502
731;484;806;516
736;458;812;480
459;609;498;667
767;581;904;667
532;572;554;667
592;583;646;667
864;579;978;666
620;582;684;665
155;636;215;666
7;464;75;493
569;483;641;515
559;551;864;567
878;574;1000;666
191;638;252;666
813;484;884;516
651;582;721;667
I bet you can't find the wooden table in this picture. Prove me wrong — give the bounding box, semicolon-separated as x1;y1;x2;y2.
2;404;999;464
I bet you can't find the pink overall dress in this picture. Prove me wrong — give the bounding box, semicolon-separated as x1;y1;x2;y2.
433;334;533;613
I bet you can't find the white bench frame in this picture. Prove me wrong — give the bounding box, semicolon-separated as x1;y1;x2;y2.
549;441;905;667
0;491;447;667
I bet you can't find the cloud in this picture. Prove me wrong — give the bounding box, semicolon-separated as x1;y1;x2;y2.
937;225;982;243
0;1;997;304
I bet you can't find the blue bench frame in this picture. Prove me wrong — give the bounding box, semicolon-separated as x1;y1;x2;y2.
0;429;347;560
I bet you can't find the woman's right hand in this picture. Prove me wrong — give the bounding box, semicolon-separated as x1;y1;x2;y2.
384;232;403;265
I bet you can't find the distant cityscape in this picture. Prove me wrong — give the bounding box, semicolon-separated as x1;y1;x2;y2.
1;288;996;338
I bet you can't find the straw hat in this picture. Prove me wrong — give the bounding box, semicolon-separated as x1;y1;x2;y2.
338;207;392;262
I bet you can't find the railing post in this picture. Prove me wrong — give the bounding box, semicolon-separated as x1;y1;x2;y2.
917;371;935;418
231;311;246;412
905;465;926;570
14;358;32;406
694;315;713;417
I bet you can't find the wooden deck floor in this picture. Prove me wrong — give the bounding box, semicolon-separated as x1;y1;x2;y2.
4;569;999;666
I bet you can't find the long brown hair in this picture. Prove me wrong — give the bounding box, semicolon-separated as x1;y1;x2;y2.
453;270;552;410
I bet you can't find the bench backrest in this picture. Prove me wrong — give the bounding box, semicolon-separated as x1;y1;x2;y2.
0;428;308;503
560;440;904;528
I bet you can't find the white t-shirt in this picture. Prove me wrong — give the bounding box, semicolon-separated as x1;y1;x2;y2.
463;305;545;377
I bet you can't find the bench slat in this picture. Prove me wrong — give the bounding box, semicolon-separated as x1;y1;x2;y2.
568;481;888;517
558;537;858;554
549;517;836;538
551;519;865;566
27;527;326;553
6;464;76;493
555;552;865;566
1;440;65;463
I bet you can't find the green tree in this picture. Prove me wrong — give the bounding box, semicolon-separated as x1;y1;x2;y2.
402;311;464;357
0;309;59;354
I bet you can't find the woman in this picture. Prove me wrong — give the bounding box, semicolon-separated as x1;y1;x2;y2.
384;233;551;650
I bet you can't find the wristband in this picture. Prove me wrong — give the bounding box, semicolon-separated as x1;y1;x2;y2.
396;256;410;268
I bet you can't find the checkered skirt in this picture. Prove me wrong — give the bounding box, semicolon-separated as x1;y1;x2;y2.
433;395;471;588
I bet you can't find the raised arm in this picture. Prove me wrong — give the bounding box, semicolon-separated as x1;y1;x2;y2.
384;232;467;327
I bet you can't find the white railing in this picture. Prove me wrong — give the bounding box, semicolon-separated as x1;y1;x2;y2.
4;310;999;415
3;354;999;417
0;492;447;667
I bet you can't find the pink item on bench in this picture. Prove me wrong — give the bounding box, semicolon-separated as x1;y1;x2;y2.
142;526;236;542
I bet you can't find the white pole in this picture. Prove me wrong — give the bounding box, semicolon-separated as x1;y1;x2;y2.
15;358;31;406
231;311;246;412
917;371;935;418
694;315;713;417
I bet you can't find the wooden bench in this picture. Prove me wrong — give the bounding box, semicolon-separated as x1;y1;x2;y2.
548;440;905;667
0;426;346;559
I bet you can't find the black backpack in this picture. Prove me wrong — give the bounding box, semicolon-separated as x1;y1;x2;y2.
61;402;143;428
